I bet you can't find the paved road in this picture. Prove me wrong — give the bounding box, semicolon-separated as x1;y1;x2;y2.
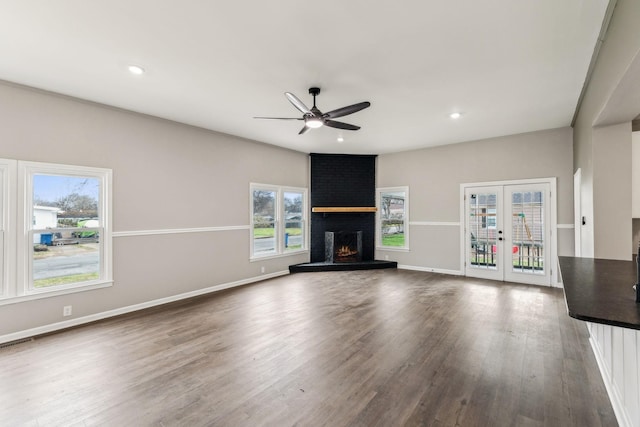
34;236;304;280
33;252;99;280
254;235;303;253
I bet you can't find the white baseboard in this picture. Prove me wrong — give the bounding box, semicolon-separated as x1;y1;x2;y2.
399;264;563;288
398;264;463;276
0;270;289;345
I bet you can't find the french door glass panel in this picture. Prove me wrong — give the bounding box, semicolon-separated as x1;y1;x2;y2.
466;187;502;281
504;184;548;285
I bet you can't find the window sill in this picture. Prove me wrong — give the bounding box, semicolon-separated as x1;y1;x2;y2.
0;280;113;306
376;246;410;253
250;249;309;262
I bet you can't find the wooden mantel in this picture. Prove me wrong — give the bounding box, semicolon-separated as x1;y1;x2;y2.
312;207;378;213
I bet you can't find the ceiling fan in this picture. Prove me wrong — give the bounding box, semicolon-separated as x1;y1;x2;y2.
254;87;371;135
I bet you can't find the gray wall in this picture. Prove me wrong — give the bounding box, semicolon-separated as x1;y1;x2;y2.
377;127;574;272
0;81;309;337
573;0;640;260
592;123;632;259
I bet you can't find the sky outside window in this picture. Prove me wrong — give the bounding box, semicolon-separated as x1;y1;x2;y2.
33;174;99;204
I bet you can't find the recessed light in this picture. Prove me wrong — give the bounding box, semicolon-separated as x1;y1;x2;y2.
128;65;145;75
337;136;344;143
449;112;462;119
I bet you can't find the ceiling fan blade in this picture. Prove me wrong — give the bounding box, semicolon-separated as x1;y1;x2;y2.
323;101;371;119
299;125;311;135
254;116;303;120
285;92;312;115
324;120;361;131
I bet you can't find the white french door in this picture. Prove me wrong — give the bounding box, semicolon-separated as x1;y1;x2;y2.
463;181;552;286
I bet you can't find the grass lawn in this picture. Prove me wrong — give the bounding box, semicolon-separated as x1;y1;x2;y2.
254;228;302;238
470;256;544;270
382;234;405;246
34;272;99;288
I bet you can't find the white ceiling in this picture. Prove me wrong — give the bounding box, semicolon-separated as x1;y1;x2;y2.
0;1;610;155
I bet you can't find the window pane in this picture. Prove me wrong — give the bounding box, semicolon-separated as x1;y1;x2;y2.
33;174;100;228
284;191;304;251
31;173;102;288
33;241;100;288
381;191;405;247
253;190;276;254
284;221;303;251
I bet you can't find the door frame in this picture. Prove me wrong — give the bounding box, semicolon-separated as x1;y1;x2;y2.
459;177;558;286
574;168;582;257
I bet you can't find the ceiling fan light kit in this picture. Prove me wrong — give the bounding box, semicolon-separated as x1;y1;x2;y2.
255;87;371;135
305;118;323;128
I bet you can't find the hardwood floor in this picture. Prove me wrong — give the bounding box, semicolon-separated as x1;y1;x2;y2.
0;270;617;426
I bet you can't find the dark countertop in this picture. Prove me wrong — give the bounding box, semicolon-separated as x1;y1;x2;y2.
559;256;640;330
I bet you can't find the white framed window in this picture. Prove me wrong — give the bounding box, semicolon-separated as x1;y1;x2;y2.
250;183;307;259
283;190;305;253
0;159;112;304
0;159;16;298
377;186;409;250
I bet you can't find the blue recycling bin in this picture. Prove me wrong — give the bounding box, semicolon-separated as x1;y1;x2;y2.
285;233;289;248
40;233;53;246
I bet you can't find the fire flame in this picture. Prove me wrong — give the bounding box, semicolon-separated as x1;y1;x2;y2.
336;245;358;257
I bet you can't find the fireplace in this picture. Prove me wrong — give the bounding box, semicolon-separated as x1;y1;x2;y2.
325;231;363;263
288;154;397;272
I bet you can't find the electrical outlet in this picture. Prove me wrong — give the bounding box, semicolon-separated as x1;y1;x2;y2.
385;255;389;260
261;266;265;274
63;305;72;317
